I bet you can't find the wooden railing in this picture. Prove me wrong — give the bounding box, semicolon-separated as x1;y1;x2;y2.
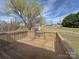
0;31;56;48
56;32;79;59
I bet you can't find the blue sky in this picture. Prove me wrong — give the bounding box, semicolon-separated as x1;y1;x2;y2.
0;0;79;24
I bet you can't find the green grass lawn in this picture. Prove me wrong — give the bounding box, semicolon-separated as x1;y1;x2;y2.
60;27;79;33
59;27;79;55
59;31;79;55
42;25;79;32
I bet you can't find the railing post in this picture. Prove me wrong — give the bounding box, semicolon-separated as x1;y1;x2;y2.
44;32;46;40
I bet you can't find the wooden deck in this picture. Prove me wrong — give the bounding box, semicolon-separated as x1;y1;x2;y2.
0;35;72;59
0;39;70;59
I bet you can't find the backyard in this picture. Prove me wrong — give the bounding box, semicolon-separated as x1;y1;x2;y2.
0;0;79;59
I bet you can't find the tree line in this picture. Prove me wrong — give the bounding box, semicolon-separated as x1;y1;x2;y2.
62;12;79;28
0;19;20;32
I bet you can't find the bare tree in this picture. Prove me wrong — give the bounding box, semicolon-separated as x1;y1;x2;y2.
5;0;42;30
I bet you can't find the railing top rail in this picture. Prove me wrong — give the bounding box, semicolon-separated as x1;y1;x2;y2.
0;30;28;35
0;30;56;35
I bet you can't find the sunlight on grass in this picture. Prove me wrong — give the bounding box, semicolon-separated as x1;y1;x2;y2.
60;27;79;32
59;32;79;55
